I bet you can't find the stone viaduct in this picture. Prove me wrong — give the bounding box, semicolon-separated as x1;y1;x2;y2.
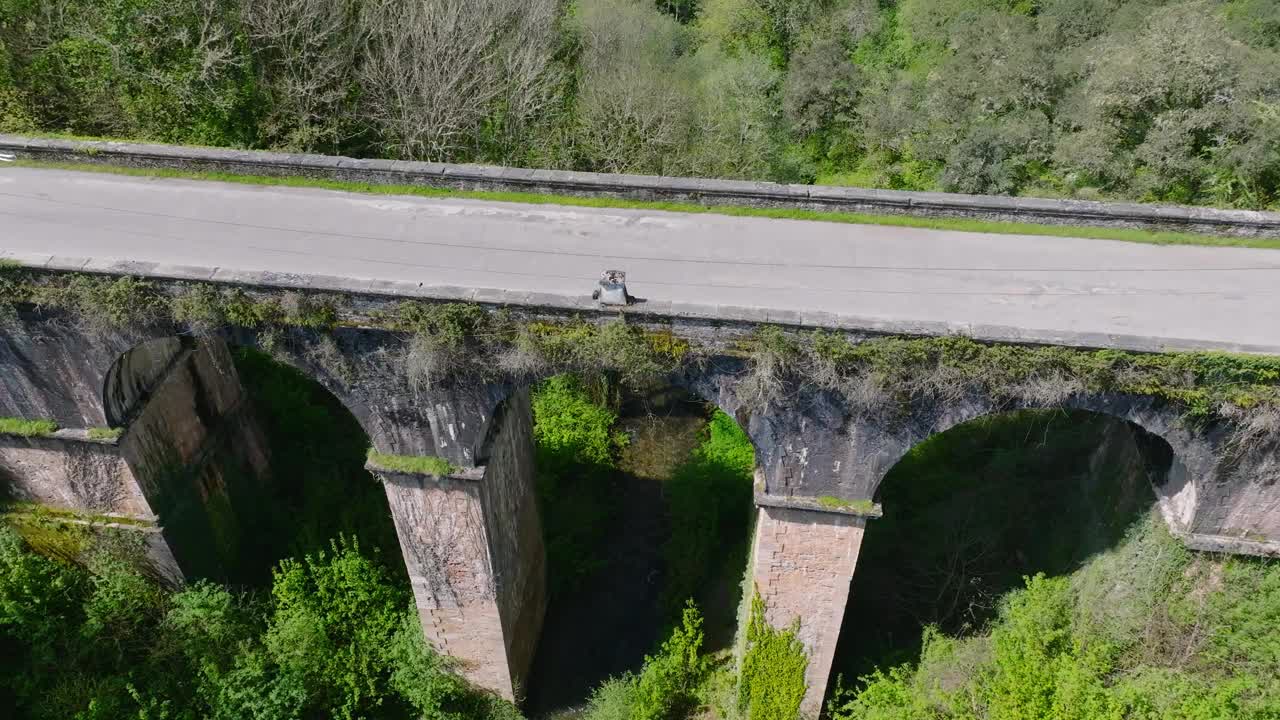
2;261;1279;715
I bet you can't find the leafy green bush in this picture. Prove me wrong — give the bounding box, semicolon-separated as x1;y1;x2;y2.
633;602;711;720
533;374;629;472
738;593;808;720
582;602;711;720
0;526;516;720
829;512;1280;720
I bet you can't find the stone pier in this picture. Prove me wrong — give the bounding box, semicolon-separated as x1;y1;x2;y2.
0;327;273;583
749;504;867;716
371;387;546;701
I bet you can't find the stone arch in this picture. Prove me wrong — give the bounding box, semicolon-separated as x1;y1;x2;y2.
861;393;1211;536
99;333;274;583
102;335;194;428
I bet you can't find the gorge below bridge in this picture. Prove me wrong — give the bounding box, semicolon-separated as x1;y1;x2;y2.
3;148;1280;715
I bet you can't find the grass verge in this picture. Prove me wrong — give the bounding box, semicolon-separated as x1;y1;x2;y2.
12;160;1280;250
365;449;456;477
0;417;58;437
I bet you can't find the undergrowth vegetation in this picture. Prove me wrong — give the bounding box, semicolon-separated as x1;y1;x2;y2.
529;372;809;720
738;595;809;720
0;529;516;720
531;374;629;596
230;347;403;566
662;410;755;616
829;513;1280;719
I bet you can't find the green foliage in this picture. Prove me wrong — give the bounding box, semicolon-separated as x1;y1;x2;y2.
0;525;515;720
738;593;808;720
266;537;406;719
533;374;629;472
532;374;626;595
662;410;755;614
829;512;1280;720
86;427;121;441
581;602;712;720
513;319;687;390
231;346;402;571
366;450;457;477
0;417;58;436
27;274;168;330
632;602;711;720
6;0;1280;206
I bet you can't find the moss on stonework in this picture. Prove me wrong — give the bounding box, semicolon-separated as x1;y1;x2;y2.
87;427;123;440
2;503;155;528
816;496;877;514
0;504;156;566
743;330;1280;423
0;417;58;436
366;449;457;477
4;514;91;562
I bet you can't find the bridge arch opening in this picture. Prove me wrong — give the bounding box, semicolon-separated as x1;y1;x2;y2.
101;335;402;585
831;408;1175;696
523;373;757;716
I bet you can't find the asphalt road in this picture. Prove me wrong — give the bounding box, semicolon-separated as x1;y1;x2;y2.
3;166;1279;352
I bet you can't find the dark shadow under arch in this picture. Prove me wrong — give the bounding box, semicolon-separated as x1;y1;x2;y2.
227;345;403;576
832;408;1175;686
102;336;192;428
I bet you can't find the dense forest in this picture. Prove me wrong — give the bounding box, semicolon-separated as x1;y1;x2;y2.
2;0;1279;208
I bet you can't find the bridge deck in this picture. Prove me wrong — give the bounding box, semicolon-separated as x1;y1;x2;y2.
3;166;1278;353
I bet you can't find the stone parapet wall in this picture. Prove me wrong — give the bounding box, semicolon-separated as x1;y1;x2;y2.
3;134;1279;238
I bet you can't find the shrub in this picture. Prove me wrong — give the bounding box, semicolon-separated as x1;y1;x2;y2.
738;593;808;720
532;374;628;472
582;602;710;720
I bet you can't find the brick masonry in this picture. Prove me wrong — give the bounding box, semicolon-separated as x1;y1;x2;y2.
376;389;545;702
751;505;867;717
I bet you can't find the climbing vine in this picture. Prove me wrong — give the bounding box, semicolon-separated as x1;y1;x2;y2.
738;592;809;720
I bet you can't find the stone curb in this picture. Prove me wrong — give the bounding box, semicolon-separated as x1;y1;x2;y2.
1179;531;1280;558
7;254;1280;356
365;460;486;482
754;492;885;519
3;134;1280;238
0;427;118;446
